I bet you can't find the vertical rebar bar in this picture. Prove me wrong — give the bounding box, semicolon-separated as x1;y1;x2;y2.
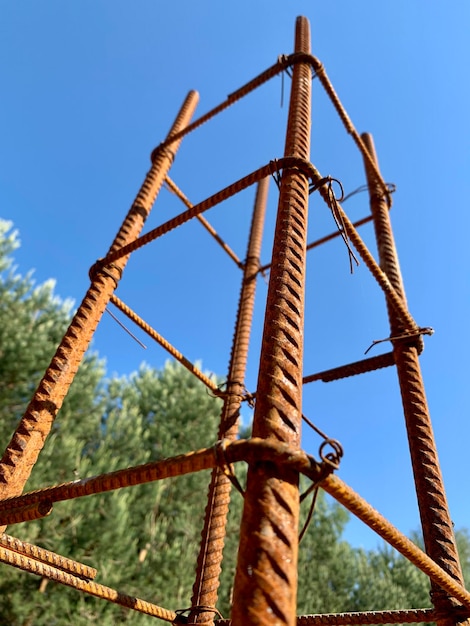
362;133;467;626
189;177;269;625
0;91;199;503
231;16;311;626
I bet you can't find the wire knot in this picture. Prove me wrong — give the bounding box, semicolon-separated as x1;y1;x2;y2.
173;605;224;625
88;259;123;289
365;326;434;355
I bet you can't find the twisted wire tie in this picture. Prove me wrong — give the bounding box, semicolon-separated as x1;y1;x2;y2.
310;176;360;273
365;326;434;355
278;53;320;107
173;605;224;625
150;143;176;166
88;260;123;289
214;439;245;496
209;380;255;407
342;182;396;208
298;436;343;542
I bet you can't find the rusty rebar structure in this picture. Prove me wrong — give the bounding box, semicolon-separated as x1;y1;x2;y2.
0;14;468;626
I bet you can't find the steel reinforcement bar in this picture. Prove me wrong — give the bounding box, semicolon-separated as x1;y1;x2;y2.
231;16;312;626
0;92;199;506
362;132;468;626
190;178;269;624
0;544;176;622
0;438;469;610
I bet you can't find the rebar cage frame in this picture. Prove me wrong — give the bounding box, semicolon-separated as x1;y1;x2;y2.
0;15;468;626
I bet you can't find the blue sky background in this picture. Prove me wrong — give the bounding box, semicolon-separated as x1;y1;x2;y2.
1;2;469;551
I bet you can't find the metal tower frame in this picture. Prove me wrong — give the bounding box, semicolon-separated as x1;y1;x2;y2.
0;15;468;626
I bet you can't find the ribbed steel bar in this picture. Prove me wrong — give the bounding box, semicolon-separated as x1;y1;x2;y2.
0;533;97;580
302;352;395;384
0;435;469;612
258;215;374;274
109;294;218;393
190;178;269;624
0;92;199;507
321;473;470;611
216;608;443;626
231;17;312;626
0;500;52;525
306;162;417;333
100;163;273;266
362;133;468;626
0;544;176;621
165;175;243;267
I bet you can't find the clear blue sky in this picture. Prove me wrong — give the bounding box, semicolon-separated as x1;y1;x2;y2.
1;2;469;551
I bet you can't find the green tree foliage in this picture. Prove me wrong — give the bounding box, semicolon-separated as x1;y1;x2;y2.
0;220;469;624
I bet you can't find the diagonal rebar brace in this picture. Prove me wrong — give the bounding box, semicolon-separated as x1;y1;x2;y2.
0;533;97;580
109;294;218;393
258;215;374;274
151;49;389;204
190;178;269;624
307;163;419;334
0;91;199;504
99;154;415;339
0;544;176;622
0;436;469;612
362;133;468;626
231;16;312;626
321;473;470;612
165;175;243;267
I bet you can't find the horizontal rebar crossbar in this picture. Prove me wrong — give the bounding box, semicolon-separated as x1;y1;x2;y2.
303;352;395;384
215;607;463;626
0;439;468;610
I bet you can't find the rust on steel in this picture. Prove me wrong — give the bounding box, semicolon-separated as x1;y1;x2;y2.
231;16;312;626
0;533;97;580
165;175;243;268
109;294;218;393
302;352;395;384
362;133;468;625
0;91;199;503
1;434;469;612
190;178;269;624
0;544;176;622
321;473;470;612
216;608;446;626
0;499;52;526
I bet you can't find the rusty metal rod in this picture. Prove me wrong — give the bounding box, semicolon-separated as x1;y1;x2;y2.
259;215;374;274
0;436;469;611
165;175;243;268
321;473;470;611
362;132;467;625
0;91;199;507
0;500;52;526
99;163;274;266
109;294;218;393
307;163;419;334
302;352;395;384
216;608;444;626
232;16;312;626
151;51;389;204
0;544;176;621
0;533;97;580
190;178;269;624
0;439;310;513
